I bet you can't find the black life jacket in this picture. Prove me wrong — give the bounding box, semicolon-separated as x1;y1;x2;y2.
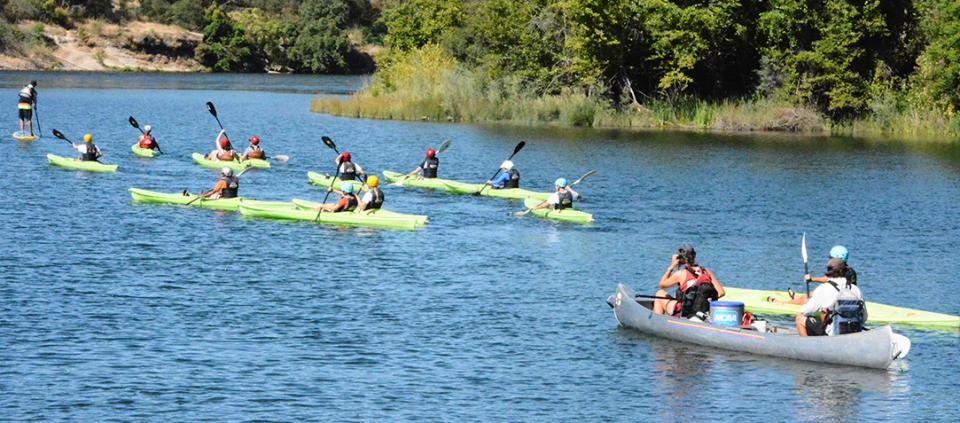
845;266;858;286
675;266;718;318
341;193;358;211
340;161;358;181
555;189;574;210
827;281;866;335
365;188;384;209
420;157;439;178
221;176;239;199
503;169;520;189
81;144;99;161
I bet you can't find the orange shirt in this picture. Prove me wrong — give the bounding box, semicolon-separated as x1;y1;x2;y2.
211;180;227;193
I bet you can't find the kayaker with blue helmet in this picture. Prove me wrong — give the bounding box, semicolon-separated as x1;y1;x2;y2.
17;80;37;137
652;245;726;319
335;152;366;182
487;160;520;189
795;258;866;336
529;178;581;210
405;148;439;179
317;182;359;212
72;134;103;162
199;167;239;199
768;245;858;305
357;175;384;211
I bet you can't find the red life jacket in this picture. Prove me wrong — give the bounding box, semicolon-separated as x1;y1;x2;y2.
139;136;155;149
673;266;718;317
217;149;236;161
246;148;264;159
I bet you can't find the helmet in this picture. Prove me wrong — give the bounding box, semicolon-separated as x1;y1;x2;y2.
829;245;849;261
221;167;233;177
426;148;436;158
677;244;696;263
341;182;354;193
249;136;260;145
83;133;93;143
341;152;351;161
501;160;514;170
554;178;568;188
220;138;230;148
367;175;379;187
143;125;152;133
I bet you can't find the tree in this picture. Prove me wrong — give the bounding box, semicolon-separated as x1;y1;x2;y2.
195;4;262;72
287;0;356;73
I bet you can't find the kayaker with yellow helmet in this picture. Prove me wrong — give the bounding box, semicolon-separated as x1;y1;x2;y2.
652;245;726;319
17;80;37;137
208;129;240;161
242;135;265;160
795;257;866;336
335;152;366;181
138;125;158;151
317;182;359;212
405;148;439;179
357;175;384;211
487;160;520;189
528;178;580;211
199;167;239;200
72;133;103;162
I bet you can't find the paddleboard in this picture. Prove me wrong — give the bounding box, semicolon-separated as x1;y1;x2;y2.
12;132;37;141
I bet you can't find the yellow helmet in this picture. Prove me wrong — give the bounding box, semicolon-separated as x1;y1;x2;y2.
366;175;379;187
83;133;93;143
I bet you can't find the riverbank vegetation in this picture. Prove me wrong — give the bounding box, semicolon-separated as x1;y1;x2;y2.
314;0;960;140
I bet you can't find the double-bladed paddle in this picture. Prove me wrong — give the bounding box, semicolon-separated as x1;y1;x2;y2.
185;166;254;206
476;141;525;196
514;169;596;217
396;139;452;185
206;101;288;163
315;136;345;221
128;116;163;154
52;129;104;163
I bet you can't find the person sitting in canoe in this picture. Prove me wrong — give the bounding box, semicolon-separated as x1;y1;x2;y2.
405;148;439;179
242;136;265;160
317;182;359;212
768;245;858;305
72;134;103;162
335;152;366;181
528;178;581;211
795;258;866;336
208;129;240;161
17;80;37;137
138;125;158;151
357;175;384;211
199;167;239;200
487;160;520;189
652;245;726;319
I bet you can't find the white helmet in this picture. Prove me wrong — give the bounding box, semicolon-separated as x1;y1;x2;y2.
221;167;233;177
500;160;514;170
143;125;152;133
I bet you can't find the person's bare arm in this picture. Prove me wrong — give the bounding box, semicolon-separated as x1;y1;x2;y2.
659;255;681;288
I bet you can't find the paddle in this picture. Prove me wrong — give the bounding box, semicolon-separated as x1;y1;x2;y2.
53;129;104;163
33;101;42;139
207;101;288;163
476;141;525;195
185;166;253;206
802;232;810;297
396;140;452;185
634;294;675;301
128;116;163;154
315;136;343;220
515;169;596;217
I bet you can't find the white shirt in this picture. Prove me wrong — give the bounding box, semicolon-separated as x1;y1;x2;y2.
360;191;374;204
800;278;865;335
76;144;99;154
546;190;580;205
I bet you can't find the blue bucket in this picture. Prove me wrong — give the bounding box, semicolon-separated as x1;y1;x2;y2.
710;301;745;327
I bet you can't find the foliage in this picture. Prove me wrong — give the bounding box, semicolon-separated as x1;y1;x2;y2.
287;0;355;73
194;4;261;72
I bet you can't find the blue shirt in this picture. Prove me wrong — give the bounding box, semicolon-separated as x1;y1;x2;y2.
490;172;511;189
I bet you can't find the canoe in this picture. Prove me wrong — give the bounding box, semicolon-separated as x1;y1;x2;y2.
239;201;426;230
128;188;289;211
47;153;117;173
607;284;910;370
131;144;158;158
192;152;270;171
522;198;593;224
291;198;428;225
12;132;37;141
723;286;960;329
381;170;458;191
442;180;551;201
307;171;364;191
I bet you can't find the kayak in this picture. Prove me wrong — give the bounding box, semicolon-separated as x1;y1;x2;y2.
291;198;428;225
381;170;459;191
522;198;593;224
608;284;910;369
723;286;960;329
239;202;426;230
12;131;37;141
131;144;158;158
307;171;364;191
128;188;289;211
47;153;117;173
192;152;270;171
442;180;551;201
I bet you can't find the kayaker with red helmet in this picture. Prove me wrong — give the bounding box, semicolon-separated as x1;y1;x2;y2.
652;245;726;319
357;175;384;211
528;178;580;210
17;80;37;137
487;160;520;189
242;135;265;160
768;245;858;305
72;133;103;162
795;258;866;336
335;151;365;181
199;167;239;200
208;129;239;161
138;125;158;151
405;148;439;179
317;182;359;212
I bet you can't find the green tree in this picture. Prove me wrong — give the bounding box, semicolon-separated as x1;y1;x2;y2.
914;0;960;114
195;4;262;72
233;8;296;72
287;0;356;73
379;0;463;51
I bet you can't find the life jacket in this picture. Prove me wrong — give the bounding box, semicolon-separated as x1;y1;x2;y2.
845;266;858;286
554;189;574;210
18;86;35;106
220;176;239;199
339;161;358;181
503;168;520;188
365;187;384;209
674;266;718;318
827;280;866;335
246;146;264;159
81;144;99;161
217;149;236;161
421;157;439;178
139;135;155;149
340;193;358;211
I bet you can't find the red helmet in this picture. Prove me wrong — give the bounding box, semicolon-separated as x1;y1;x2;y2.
341;152;351;161
219;138;230;148
426;148;436;158
249;136;260;145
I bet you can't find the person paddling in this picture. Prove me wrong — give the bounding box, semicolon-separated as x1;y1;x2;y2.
208;129;240;161
357;175;384;211
528;178;580;211
335;152;366;182
768;245;858;305
795;258;866;336
72;134;103;162
138;125;159;151
17;80;37;137
199;167;239;200
487;160;520;189
242;135;265;160
652;245;726;319
405;148;439;179
317;182;359;212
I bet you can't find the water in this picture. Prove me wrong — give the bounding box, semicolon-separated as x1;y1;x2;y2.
1;71;958;421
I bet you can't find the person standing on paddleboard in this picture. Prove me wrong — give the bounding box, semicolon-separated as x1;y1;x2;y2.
17;81;37;137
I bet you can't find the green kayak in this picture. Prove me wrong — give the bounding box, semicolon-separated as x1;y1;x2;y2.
239;202;426;230
128;188;288;211
307;171;365;190
47;153;117;173
291;198;428;225
723;286;960;329
131;144;158;158
192;152;270;171
382;170;458;191
522;198;593;224
442;180;551;201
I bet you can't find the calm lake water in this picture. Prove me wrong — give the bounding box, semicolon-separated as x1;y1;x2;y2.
1;71;958;421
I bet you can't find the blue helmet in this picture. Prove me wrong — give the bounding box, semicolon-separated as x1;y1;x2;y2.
554;178;568;187
829;245;849;261
341;182;354;193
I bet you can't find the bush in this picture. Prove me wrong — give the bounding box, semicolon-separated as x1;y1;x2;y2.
4;0;42;21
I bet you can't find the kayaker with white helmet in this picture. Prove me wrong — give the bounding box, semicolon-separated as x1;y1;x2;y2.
405;148;439;179
768;245;857;305
242;135;265;160
652;245;726;319
138;125;158;151
208;129;240;161
200;167;239;199
335;152;366;182
528;178;580;211
795;258;867;336
488;160;520;189
72;133;103;162
17;80;37;137
357;175;384;211
317;182;359;212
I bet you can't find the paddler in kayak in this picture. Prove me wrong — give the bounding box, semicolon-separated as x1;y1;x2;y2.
652;245;726;319
335;152;366;181
795;258;866;336
17;80;37;137
317;182;358;212
404;148;439;179
207;129;240;161
72;134;103;162
199;167;239;199
768;245;858;305
138;125;159;152
357;175;384;211
487;160;520;189
241;135;265;160
527;178;580;211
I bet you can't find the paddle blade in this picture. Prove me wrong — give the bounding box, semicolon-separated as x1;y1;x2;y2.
437;139;451;154
273;155;289;163
321;136;337;151
128;116;139;129
206;101;217;117
571;170;596;186
801;232;808;264
511;141;526;157
52;129;65;139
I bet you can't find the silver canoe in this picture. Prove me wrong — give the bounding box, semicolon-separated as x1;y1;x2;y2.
608;284;910;370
